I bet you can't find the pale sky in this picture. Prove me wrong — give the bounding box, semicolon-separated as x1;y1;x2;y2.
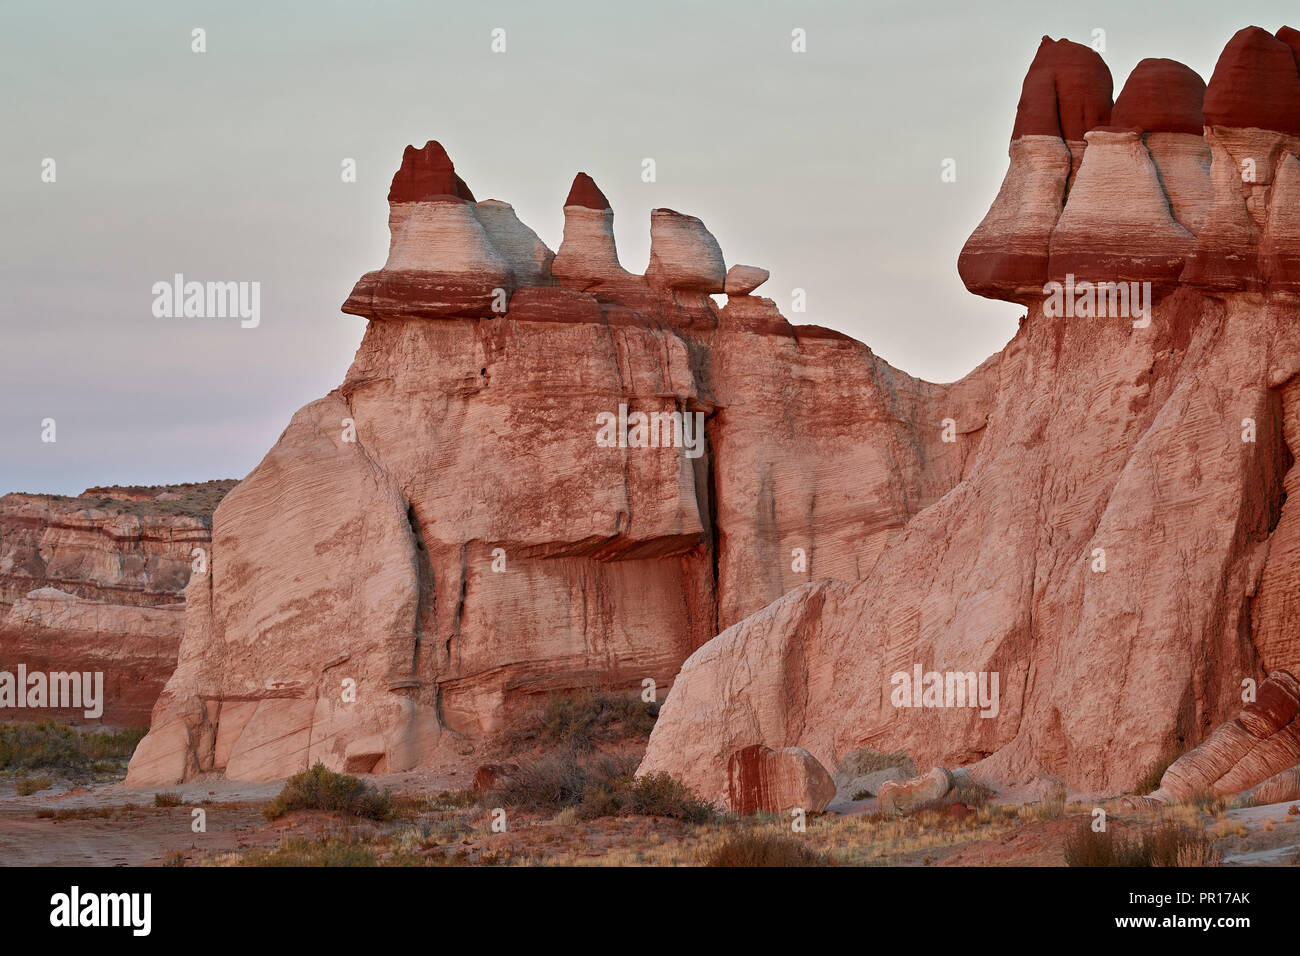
2;0;1295;495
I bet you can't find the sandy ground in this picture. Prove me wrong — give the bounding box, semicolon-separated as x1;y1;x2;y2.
4;763;1300;867
0;768;466;866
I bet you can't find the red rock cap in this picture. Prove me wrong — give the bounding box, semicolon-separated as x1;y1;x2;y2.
564;172;610;210
1278;25;1300;63
1111;58;1206;134
387;141;476;204
1202;26;1300;134
1011;36;1113;142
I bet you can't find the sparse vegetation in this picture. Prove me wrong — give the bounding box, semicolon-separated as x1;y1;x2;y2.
704;829;833;867
238;837;377;867
1134;747;1183;795
15;774;52;796
500;690;658;752
491;750;636;812
1064;816;1220;867
262;763;393;822
0;722;145;771
1185;789;1225;815
529;690;659;750
154;791;182;807
952;781;995;808
576;771;717;824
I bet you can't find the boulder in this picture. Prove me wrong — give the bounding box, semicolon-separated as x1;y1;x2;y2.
725;744;836;815
724;264;769;296
645;208;726;293
876;767;954;816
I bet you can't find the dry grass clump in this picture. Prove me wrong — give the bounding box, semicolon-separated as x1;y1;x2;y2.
703;829;832;867
15;774;52;795
239;837;377;867
1064;816;1221;867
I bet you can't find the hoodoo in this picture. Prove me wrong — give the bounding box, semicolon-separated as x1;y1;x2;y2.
640;25;1300;808
127;142;993;784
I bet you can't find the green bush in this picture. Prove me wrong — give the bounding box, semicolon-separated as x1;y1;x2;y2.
262;763;393;822
0;722;145;770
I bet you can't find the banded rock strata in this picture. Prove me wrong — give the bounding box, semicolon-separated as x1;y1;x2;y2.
640;25;1300;806
127;145;996;784
0;483;232;727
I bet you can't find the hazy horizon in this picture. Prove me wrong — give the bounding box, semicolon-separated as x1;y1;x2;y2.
3;0;1295;496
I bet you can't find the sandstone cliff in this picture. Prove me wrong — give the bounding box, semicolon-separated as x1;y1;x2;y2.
0;482;233;727
126;144;997;784
640;26;1300;804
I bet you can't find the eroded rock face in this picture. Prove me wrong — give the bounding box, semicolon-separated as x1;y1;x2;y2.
128;146;994;784
640;25;1300;805
0;483;232;727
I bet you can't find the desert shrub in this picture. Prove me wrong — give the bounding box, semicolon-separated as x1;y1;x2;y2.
262;763;393;822
493;751;637;812
538;691;658;750
1134;748;1183;795
15;774;52;796
577;771;716;824
241;837;376;867
704;830;832;867
1065;817;1220;867
162;850;186;867
0;722;145;770
154;791;182;807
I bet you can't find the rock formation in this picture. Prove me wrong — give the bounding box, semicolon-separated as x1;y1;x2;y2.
129;25;1300;803
639;25;1300;806
126;144;996;784
0;483;231;726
